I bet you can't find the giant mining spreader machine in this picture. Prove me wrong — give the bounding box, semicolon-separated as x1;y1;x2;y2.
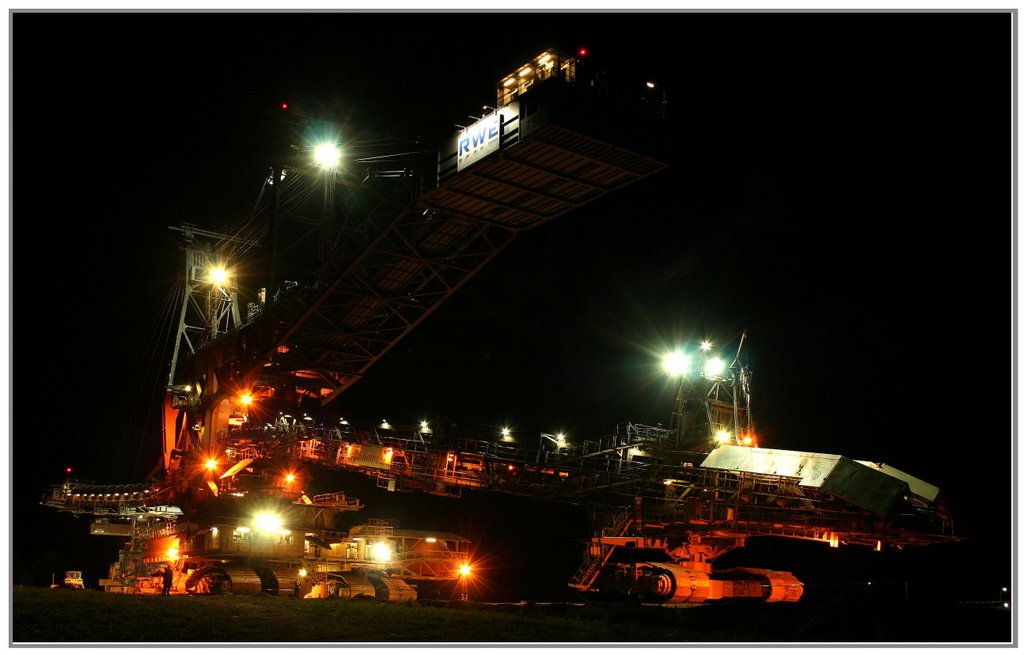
40;48;958;604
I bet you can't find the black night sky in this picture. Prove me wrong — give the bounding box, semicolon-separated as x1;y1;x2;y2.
9;9;1015;620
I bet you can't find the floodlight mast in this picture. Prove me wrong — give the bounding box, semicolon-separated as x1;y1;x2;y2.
312;143;341;265
730;330;750;447
665;330;754;452
166;224;260;387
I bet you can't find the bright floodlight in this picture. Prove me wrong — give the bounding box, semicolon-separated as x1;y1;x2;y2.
662;351;691;376
298;568;308;578
556;432;566;445
205;458;218;471
700;340;713;352
704;357;727;377
313;143;341;169
420;420;429;430
285;473;296;483
715;430;731;442
372;543;392;562
210;267;229;286
254;512;282;533
239;394;253;406
459;563;472;577
500;427;512;439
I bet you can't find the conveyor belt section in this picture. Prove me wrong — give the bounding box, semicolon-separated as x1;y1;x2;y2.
213;425;955;548
425;123;667;232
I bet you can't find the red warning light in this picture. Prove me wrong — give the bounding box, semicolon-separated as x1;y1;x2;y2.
578;47;588;57
66;467;73;474
280;102;289;110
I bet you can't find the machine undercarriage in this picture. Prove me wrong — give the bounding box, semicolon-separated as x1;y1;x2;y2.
43;407;957;604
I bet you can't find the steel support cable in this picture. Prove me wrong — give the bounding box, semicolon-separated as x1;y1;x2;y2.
247;175;271;223
120;282;182;480
215;207;267;261
222;202;267;254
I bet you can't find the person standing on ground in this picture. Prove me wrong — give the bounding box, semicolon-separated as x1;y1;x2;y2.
162;566;174;596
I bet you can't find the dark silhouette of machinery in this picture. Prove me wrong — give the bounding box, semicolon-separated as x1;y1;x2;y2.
41;49;956;603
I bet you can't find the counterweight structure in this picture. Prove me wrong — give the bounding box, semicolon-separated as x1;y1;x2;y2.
41;50;956;603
